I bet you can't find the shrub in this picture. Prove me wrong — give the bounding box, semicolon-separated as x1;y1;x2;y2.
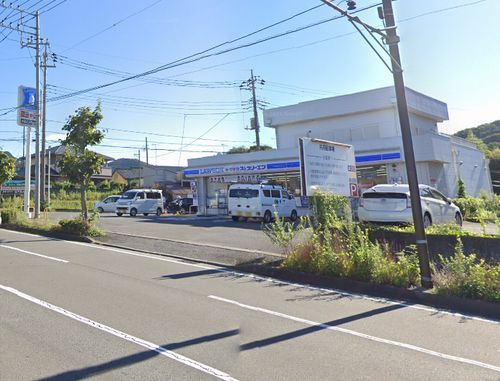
433;240;500;302
453;196;494;222
58;212;104;237
1;208;26;224
278;198;421;288
263;213;307;256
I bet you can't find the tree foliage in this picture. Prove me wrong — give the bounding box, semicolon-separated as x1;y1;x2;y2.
59;104;105;220
0;151;16;185
454;120;500;155
227;145;273;154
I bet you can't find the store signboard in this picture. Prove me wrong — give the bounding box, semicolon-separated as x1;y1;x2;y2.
17;86;37;127
299;137;357;197
184;160;300;177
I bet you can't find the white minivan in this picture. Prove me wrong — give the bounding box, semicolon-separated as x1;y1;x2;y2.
228;184;298;223
115;189;164;217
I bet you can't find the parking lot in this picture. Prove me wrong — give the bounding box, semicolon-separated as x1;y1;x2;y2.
50;212;280;253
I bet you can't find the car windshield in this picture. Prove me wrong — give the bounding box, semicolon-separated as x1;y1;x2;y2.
121;191;137;200
229;189;259;198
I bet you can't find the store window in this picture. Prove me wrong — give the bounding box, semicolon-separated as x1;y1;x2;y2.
357;164;388;193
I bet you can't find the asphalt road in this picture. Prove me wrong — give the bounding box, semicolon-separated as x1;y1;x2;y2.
50;212;280;253
1;228;499;380
47;211;498;256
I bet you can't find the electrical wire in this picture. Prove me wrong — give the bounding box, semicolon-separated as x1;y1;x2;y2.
62;0;162;52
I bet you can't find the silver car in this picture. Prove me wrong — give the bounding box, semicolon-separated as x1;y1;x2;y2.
358;184;462;227
94;195;121;213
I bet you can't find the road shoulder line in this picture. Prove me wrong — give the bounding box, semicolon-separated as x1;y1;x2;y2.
0;284;237;381
209;295;500;374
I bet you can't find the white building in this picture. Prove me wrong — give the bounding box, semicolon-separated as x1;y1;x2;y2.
185;87;492;216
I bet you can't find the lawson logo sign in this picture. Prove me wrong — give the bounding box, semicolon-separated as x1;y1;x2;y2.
184;161;300;177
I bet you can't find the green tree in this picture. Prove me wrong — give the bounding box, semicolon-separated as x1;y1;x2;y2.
0;151;16;185
59;104;105;220
457;178;466;198
227;145;273;154
466;131;490;156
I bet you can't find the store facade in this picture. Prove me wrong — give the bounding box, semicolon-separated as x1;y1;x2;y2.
185;86;492;216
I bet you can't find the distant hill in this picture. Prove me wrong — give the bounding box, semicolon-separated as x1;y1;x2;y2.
454;120;500;151
454;120;500;194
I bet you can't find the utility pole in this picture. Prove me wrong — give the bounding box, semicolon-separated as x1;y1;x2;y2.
381;0;432;288
41;39;55;206
145;137;149;166
240;70;265;149
34;10;41;218
0;2;43;218
319;0;433;288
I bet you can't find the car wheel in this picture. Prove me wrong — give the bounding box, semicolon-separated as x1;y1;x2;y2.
263;210;272;224
423;213;432;228
231;216;239;222
116;212;123;217
455;212;463;226
130;208;137;217
97;207;104;213
156;208;162;216
290;209;298;222
143;213;149;216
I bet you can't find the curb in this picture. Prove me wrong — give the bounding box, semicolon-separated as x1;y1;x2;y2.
237;264;500;321
2;226;498;322
88;238;277;268
0;225;93;243
105;230;283;258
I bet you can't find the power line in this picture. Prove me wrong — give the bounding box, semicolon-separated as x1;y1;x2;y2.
45;3;352;102
62;0;162;52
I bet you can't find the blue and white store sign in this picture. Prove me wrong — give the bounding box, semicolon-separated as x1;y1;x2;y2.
184;160;300;178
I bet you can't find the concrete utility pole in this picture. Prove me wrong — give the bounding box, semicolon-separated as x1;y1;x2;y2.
41;39;55;206
0;2;44;217
381;0;432;288
250;70;261;149
145;137;149;166
34;11;41;218
319;0;433;288
240;70;265;149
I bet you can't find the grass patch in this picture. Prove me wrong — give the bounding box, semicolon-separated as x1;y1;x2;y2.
265;192;500;303
1;208;104;237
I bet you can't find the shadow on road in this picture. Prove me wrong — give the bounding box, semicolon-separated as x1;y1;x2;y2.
239;303;408;352
157;269;223;280
37;329;239;381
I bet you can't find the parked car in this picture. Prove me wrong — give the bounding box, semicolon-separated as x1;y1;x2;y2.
94;195;121;213
115;189;164;217
167;197;197;214
358;184;462;226
228;183;298;223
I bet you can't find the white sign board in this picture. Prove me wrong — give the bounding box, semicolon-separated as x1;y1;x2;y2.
299;137;358;197
17;86;37;127
190;180;198;206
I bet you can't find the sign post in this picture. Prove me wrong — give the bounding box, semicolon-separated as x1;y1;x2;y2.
18;85;37;217
299;137;357;197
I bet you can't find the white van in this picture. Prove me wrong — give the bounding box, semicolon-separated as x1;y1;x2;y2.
228;184;298;223
115;189;164;217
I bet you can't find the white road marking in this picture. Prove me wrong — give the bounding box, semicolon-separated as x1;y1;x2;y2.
0;284;238;381
1;228;499;325
209;295;500;374
0;244;69;263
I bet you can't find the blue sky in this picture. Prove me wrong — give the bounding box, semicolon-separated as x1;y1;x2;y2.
1;0;498;165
